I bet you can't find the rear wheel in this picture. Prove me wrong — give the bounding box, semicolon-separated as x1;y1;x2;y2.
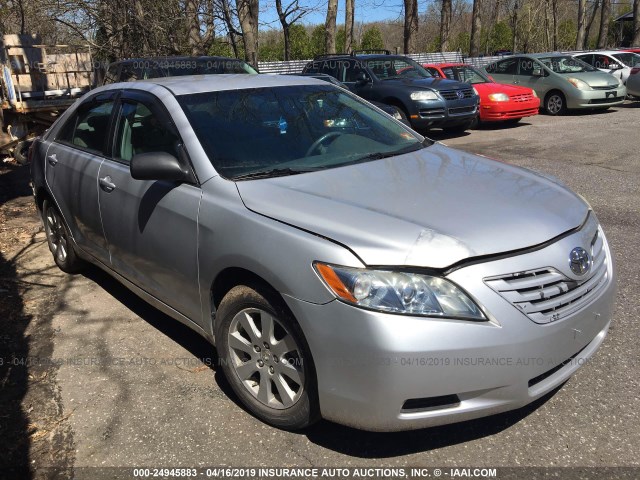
215;285;319;430
42;200;84;273
544;91;566;115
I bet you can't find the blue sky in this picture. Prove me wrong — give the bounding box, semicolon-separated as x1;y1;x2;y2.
259;0;406;29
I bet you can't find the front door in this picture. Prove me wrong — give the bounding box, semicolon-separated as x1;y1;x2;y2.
97;90;202;322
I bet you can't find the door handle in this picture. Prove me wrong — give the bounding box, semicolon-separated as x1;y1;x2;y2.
99;176;116;192
47;153;58;166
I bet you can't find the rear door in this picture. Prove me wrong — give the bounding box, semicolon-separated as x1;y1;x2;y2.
44;92;117;263
485;57;519;85
97;89;202;321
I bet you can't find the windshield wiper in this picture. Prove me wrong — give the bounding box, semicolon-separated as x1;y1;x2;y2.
350;143;426;163
232;167;316;181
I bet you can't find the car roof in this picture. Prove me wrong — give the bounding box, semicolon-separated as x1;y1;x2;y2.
423;63;467;68
97;73;329;96
108;55;248;66
526;53;572;58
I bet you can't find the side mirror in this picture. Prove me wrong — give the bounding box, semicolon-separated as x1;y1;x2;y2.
356;71;371;84
532;67;545;77
609;63;622;70
130;151;192;182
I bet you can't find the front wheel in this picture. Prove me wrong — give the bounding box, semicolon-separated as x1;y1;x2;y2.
545;92;566;115
215;285;319;430
42;200;84;273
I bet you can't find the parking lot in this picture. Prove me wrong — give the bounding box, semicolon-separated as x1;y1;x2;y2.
1;103;639;473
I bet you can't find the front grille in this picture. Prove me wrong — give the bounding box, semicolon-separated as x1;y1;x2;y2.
590;97;622;104
439;88;474;100
591;85;618;90
484;228;609;324
448;106;476;115
401;395;460;412
510;93;535;102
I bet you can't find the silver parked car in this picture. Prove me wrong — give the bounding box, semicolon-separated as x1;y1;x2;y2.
573;50;640;84
31;75;616;432
485;53;626;115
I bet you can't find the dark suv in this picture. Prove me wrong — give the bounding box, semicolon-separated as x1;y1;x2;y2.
102;56;258;85
303;51;479;132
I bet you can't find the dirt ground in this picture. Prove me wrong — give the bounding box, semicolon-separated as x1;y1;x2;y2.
0;160;74;478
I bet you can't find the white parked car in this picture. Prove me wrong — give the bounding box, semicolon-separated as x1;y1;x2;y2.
573;51;640;84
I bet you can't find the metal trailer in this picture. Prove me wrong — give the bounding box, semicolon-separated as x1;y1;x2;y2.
0;33;94;162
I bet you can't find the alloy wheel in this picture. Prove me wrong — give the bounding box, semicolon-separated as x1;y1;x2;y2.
547;95;563;115
227;308;305;409
45;206;68;263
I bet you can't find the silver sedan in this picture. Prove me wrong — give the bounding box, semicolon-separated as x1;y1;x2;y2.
31;75;615;431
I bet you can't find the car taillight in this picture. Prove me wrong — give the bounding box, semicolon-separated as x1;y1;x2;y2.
631;67;640;75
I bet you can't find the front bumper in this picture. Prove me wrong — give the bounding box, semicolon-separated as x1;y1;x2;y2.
480;99;540;121
285;223;616;432
566;85;627;109
410;99;479;128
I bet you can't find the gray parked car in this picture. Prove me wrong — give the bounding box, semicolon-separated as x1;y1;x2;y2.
485;53;626;115
31;75;615;431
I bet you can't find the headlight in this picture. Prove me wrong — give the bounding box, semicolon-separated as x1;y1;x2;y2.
488;92;509;102
472;87;479;96
531;90;538;98
567;77;591;90
314;263;486;320
410;90;440;101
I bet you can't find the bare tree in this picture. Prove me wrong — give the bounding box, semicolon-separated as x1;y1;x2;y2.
345;0;355;53
633;0;640;46
324;0;338;53
597;0;610;49
439;0;452;52
276;0;310;60
511;0;519;53
236;0;259;65
403;0;418;53
469;0;482;56
186;0;215;55
584;0;600;49
576;0;587;49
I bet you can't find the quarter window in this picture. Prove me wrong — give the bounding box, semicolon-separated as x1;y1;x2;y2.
58;100;114;154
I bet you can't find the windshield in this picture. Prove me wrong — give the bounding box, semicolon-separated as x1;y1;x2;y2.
442;65;490;84
612;53;640;67
538;56;596;74
364;57;432;80
178;85;425;180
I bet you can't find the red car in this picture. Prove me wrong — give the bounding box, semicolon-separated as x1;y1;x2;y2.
424;63;540;124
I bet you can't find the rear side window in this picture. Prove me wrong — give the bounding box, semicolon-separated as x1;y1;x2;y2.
425;67;442;77
58;100;114;154
488;58;518;75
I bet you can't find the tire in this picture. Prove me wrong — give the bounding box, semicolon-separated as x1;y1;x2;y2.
42;200;85;273
544;91;566;116
215;284;319;430
13;140;31;165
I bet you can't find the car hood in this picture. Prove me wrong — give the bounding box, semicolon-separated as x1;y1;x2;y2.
567;71;620;88
383;77;469;91
235;143;588;269
475;82;534;96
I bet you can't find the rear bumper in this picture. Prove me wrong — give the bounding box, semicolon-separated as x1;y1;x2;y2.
480;99;540;121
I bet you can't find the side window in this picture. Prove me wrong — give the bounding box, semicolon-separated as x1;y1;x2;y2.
441;67;456;80
493;58;518;75
114;100;181;164
517;58;536;76
576;54;594;66
426;67;442;77
104;65;119;84
58;100;114;154
343;61;363;82
593;55;611;69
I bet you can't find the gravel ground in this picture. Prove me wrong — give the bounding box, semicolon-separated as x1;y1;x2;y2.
0;103;638;479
